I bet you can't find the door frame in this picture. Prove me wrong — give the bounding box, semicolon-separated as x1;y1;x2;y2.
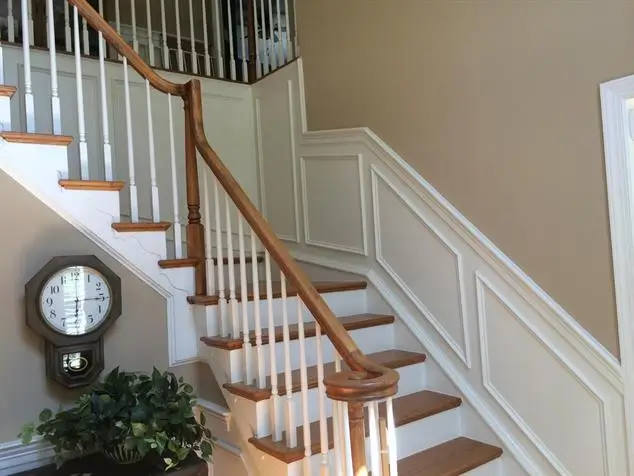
601;75;634;475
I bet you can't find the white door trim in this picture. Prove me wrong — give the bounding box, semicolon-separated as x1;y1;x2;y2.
600;74;634;475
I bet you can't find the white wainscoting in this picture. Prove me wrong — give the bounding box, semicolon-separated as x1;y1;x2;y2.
252;59;629;476
3;43;260;224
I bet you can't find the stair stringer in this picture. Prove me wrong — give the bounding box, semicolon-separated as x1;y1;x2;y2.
0;138;202;366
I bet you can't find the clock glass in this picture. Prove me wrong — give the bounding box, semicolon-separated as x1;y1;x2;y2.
39;266;113;335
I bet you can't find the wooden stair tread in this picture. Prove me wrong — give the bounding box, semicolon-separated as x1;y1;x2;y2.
188;280;368;305
202;313;394;350
0;85;17;97
224;349;426;402
158;255;264;269
396;437;502;476
59;179;125;191
249;391;462;463
0;131;73;145
112;221;172;232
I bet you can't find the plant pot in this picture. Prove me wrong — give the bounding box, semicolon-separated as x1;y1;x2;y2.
102;444;143;465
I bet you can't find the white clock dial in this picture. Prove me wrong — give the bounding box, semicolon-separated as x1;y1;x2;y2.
39;266;113;336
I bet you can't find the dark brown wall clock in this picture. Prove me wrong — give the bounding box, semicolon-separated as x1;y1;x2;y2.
25;255;122;388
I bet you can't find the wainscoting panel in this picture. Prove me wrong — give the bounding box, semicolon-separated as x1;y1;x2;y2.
300;154;367;255
260;59;630;475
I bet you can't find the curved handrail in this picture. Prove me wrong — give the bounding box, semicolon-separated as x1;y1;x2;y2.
68;0;399;402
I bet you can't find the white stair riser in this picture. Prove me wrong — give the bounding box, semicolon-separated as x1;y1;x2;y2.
0;96;11;131
225;324;395;383
239;362;427;438
284;407;461;476
215;289;369;333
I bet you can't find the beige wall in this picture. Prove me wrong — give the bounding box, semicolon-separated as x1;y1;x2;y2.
295;0;633;357
0;171;223;443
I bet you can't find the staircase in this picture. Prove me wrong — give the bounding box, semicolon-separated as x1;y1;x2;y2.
0;1;506;474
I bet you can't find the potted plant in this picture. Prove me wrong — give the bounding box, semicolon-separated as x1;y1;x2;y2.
19;367;213;471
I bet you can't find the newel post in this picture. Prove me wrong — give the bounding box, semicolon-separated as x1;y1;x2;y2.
348;401;369;476
184;81;207;296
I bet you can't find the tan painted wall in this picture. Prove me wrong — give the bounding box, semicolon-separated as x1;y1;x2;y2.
295;0;632;357
0;171;224;443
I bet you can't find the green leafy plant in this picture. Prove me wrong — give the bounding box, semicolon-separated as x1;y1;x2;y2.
19;368;213;471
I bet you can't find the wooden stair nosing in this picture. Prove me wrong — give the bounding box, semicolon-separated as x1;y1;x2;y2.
58;179;125;191
0;131;74;146
223;349;426;402
188;280;368;305
249;390;462;463
395;437;503;476
112;221;172;232
158;255;265;269
0;85;17;97
201;313;395;350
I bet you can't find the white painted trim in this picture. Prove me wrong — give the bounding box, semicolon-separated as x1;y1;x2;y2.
475;271;611;476
600;73;634;475
285;78;301;244
371;165;471;368
299;153;369;256
197;399;233;433
0;439;55;475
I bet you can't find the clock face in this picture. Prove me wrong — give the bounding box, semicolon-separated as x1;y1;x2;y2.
39;266;113;336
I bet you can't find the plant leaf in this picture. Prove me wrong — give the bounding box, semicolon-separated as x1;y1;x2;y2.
38;409;53;422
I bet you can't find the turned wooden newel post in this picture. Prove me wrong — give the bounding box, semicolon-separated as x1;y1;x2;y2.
246;0;257;82
184;82;207;296
348;401;369;476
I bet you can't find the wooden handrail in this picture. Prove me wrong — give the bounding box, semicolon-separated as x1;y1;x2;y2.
67;0;399;403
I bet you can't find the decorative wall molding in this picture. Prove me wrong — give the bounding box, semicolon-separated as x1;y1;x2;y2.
475;272;611;476
300;153;368;256
371;165;470;368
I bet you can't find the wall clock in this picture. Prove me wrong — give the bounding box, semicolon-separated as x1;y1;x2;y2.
25;255;122;388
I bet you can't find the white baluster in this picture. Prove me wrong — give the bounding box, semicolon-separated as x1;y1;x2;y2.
21;0;35;133
283;0;292;60
379;417;390;476
259;0;269;74
332;400;343;476
73;7;88;178
187;0;197;74
297;300;312;476
131;0;139;52
63;1;71;52
174;0;184;71
145;0;155;66
226;0;237;80
281;276;297;447
315;322;330;476
238;216;252;384
214;179;227;335
238;0;247;81
265;251;281;440
267;0;276;70
8;0;15;43
275;0;282;66
97;0;112;179
160;0;169;69
82;16;89;56
225;195;239;337
386;397;398;476
368;402;382;476
201;0;211;76
46;0;61;135
168;94;182;258
213;0;224;78
114;0;121;59
145;80;160;221
123;59;139;221
27;0;34;46
252;0;261;78
251;234;265;388
342;401;354;476
203;169;215;294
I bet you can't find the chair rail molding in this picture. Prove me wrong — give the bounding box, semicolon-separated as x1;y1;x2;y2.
600;72;634;476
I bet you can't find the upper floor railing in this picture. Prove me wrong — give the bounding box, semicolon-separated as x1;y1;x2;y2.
0;0;400;474
0;0;297;83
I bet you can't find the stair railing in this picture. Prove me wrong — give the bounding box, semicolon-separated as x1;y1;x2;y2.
11;0;400;473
